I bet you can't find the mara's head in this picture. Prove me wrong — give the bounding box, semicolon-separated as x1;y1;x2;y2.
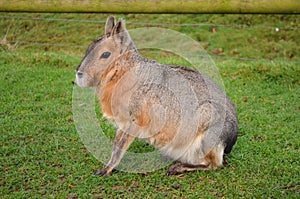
76;16;135;87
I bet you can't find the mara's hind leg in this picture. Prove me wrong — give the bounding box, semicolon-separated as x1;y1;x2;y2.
166;144;225;175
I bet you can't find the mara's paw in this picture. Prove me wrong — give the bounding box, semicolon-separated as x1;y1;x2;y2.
94;167;112;177
166;163;186;175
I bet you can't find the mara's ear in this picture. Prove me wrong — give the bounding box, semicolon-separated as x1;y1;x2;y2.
112;19;126;36
105;16;115;37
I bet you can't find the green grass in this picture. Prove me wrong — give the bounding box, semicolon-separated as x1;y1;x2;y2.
1;13;299;198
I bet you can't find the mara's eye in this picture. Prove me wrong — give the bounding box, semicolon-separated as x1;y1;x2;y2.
100;51;111;59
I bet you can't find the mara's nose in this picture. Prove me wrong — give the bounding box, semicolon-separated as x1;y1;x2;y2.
77;71;83;78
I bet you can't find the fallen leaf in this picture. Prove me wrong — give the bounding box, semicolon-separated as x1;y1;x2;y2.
171;183;181;189
212;48;223;55
211;27;217;33
67;193;77;199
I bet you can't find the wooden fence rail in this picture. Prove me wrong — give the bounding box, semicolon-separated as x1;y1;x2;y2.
0;0;299;13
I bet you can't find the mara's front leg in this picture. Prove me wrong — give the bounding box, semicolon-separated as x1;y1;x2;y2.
95;129;136;176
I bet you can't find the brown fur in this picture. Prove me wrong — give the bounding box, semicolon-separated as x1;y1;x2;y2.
205;151;218;169
135;104;151;127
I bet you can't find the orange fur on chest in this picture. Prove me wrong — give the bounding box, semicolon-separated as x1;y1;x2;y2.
98;62;129;118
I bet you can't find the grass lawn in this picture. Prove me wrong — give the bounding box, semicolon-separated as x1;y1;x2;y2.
0;13;299;198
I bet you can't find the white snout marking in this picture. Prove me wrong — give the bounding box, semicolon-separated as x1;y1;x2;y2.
75;71;88;88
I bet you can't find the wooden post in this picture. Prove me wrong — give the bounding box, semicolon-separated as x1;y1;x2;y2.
0;0;299;13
